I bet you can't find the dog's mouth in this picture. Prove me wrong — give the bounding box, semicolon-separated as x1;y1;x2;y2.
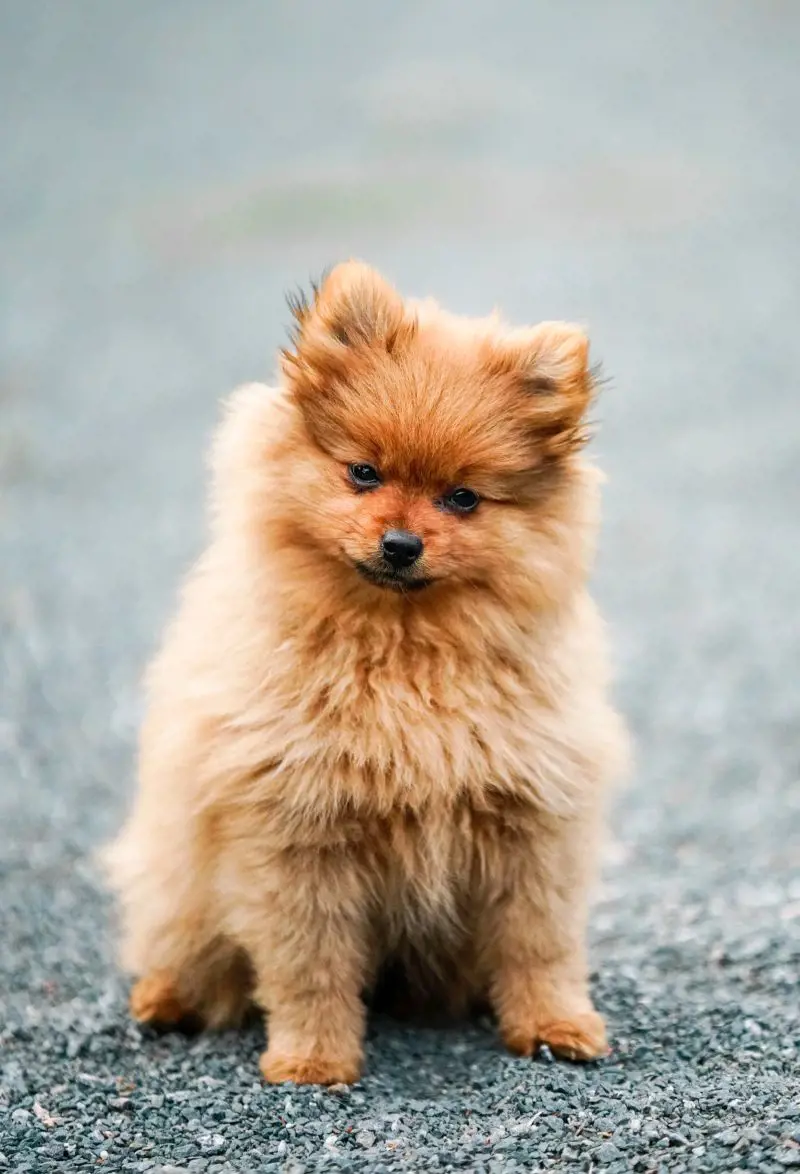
355;562;433;592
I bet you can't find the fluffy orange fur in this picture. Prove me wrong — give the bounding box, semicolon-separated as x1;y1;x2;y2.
104;261;629;1085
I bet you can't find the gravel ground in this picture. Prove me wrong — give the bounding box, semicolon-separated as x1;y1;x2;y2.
1;2;799;1171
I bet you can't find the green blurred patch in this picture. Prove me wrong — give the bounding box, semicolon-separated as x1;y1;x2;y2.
204;175;449;242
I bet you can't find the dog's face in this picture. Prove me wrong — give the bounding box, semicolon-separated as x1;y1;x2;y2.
279;263;595;597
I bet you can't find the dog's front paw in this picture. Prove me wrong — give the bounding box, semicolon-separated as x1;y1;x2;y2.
259;1049;361;1086
502;1009;609;1062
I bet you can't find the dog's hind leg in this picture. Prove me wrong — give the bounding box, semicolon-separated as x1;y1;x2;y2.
129;938;253;1030
104;801;253;1030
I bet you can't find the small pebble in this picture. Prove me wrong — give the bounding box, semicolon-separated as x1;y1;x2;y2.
108;1095;132;1110
595;1140;622;1164
197;1133;226;1154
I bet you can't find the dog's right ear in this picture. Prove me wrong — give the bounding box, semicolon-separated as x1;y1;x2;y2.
281;261;413;397
487;321;596;457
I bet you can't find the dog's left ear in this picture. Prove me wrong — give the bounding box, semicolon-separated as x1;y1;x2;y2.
489;321;594;454
282;261;413;397
313;261;407;349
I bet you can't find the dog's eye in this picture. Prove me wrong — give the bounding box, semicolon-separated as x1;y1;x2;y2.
348;463;382;489
442;487;480;513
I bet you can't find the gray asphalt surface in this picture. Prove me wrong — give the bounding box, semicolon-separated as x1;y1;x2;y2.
2;2;799;1171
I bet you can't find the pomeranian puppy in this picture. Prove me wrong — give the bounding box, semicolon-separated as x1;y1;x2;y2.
105;261;628;1085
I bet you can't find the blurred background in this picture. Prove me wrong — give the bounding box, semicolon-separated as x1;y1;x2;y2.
1;0;798;1167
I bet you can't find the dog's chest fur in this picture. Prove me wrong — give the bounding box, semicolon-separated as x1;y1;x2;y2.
221;609;574;936
259;608;570;814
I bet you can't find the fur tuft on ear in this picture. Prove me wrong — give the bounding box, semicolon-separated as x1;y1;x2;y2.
520;321;589;390
488;321;595;456
281;262;415;397
315;261;408;349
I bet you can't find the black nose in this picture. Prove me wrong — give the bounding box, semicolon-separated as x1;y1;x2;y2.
381;529;423;569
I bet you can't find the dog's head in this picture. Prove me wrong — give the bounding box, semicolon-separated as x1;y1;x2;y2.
275;261;598;600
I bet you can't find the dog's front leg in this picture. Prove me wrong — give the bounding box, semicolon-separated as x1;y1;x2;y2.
476;808;609;1062
228;845;371;1085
